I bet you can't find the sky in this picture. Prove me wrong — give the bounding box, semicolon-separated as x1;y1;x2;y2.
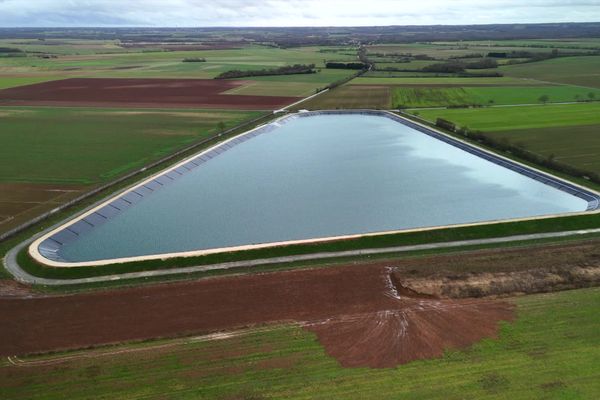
0;0;599;27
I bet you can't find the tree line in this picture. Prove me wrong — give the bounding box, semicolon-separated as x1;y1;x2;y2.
214;64;316;79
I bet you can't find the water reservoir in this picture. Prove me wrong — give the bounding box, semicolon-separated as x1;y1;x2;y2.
34;111;597;265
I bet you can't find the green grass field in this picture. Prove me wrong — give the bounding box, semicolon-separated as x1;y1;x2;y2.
414;102;600;131
297;84;391;109
433;39;600;50
498;56;600;88
486;125;600;174
226;69;357;96
2;287;598;399
393;86;600;107
0;45;357;96
352;77;537;86
0;107;260;185
0;46;356;79
0;77;62;89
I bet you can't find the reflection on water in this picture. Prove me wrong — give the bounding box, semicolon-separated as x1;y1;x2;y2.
59;114;588;262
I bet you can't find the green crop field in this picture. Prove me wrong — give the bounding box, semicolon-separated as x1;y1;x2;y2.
486;125;600;174
0;107;260;185
0;107;260;234
498;56;600;88
0;46;356;79
0;45;357;96
433;39;600;50
393;86;600;107
352;77;538;86
414;102;600;131
297;84;392;110
2;287;598;399
0;77;62;89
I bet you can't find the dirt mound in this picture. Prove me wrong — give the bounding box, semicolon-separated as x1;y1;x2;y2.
0;78;298;110
397;266;600;299
306;299;514;368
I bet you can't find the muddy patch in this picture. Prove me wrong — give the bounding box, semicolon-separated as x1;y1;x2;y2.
305;272;513;368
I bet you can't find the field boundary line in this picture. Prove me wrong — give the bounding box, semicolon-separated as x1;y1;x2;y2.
279;88;329;111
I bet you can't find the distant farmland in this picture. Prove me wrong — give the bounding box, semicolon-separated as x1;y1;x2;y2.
498;56;600;88
414;102;600;131
393;86;600;107
0;78;299;110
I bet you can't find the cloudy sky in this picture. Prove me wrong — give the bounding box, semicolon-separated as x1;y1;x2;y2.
0;0;599;27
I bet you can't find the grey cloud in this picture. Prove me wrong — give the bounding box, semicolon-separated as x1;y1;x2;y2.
0;0;598;27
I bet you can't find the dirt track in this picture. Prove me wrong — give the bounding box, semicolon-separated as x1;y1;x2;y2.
0;78;298;110
0;261;512;367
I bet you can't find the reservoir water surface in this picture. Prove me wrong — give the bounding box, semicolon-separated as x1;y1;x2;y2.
46;113;590;263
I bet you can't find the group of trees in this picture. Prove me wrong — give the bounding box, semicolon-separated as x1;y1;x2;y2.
422;58;498;73
325;62;367;70
538;92;597;104
182;57;206;62
215;64;316;79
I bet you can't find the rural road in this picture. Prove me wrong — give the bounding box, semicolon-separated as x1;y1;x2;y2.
5;227;600;286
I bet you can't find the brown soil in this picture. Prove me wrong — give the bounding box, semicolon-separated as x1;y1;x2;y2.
0;280;39;299
0;78;299;110
4;241;600;367
399;266;600;299
0;182;86;235
0;262;513;368
306;299;513;368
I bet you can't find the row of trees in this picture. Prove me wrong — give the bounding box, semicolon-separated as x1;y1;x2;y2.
421;58;498;73
325;62;367;69
215;64;316;79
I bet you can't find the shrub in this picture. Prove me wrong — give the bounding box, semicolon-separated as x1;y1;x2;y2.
436;118;456;132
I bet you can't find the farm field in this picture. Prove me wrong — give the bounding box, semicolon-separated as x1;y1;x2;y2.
297;84;392;109
485;125;600;174
414;102;600;131
1;286;597;399
351;76;536;86
0;76;62;89
2;26;600;400
498;56;600;88
433;39;600;50
0;44;358;96
0;107;260;234
0;78;299;109
366;42;590;59
392;86;600;107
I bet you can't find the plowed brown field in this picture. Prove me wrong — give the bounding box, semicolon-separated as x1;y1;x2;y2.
0;262;512;368
0;78;299;110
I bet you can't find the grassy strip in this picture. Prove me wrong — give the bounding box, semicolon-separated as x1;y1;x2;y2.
414;102;600;131
36;232;600;293
17;211;600;280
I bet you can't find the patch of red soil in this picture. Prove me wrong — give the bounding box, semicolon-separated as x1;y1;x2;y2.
0;78;298;110
0;264;513;368
305;299;513;368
